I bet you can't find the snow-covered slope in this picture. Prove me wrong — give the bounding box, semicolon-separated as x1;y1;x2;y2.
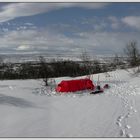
0;69;140;137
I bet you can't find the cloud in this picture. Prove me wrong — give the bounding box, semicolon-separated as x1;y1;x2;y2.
0;29;74;54
0;3;108;23
108;16;120;29
121;16;140;29
24;23;34;26
0;27;140;56
16;45;31;51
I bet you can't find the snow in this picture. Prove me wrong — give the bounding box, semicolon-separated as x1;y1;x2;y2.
0;69;140;137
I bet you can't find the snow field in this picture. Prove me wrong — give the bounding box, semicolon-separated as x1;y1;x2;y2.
0;69;140;137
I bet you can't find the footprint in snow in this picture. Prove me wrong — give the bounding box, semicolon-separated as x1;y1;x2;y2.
125;125;131;129
133;109;137;113
116;121;122;127
117;116;124;122
120;129;125;136
126;133;133;138
126;112;132;118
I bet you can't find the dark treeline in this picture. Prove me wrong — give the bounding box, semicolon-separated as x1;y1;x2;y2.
0;59;121;80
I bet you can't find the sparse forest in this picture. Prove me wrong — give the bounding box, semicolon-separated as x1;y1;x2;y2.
0;41;139;81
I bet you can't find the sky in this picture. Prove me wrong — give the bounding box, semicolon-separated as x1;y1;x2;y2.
0;2;140;57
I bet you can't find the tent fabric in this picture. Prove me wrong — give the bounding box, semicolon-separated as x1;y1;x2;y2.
56;79;95;92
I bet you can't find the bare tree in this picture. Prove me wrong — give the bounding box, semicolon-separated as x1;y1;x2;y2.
124;41;140;67
80;50;92;75
113;53;124;69
39;56;49;86
80;50;91;62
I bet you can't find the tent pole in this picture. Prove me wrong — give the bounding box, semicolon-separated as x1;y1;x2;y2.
97;74;100;85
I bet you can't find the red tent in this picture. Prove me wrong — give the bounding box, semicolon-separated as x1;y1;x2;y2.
56;79;95;93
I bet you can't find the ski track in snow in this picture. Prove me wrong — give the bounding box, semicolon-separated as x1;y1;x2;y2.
107;71;138;138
